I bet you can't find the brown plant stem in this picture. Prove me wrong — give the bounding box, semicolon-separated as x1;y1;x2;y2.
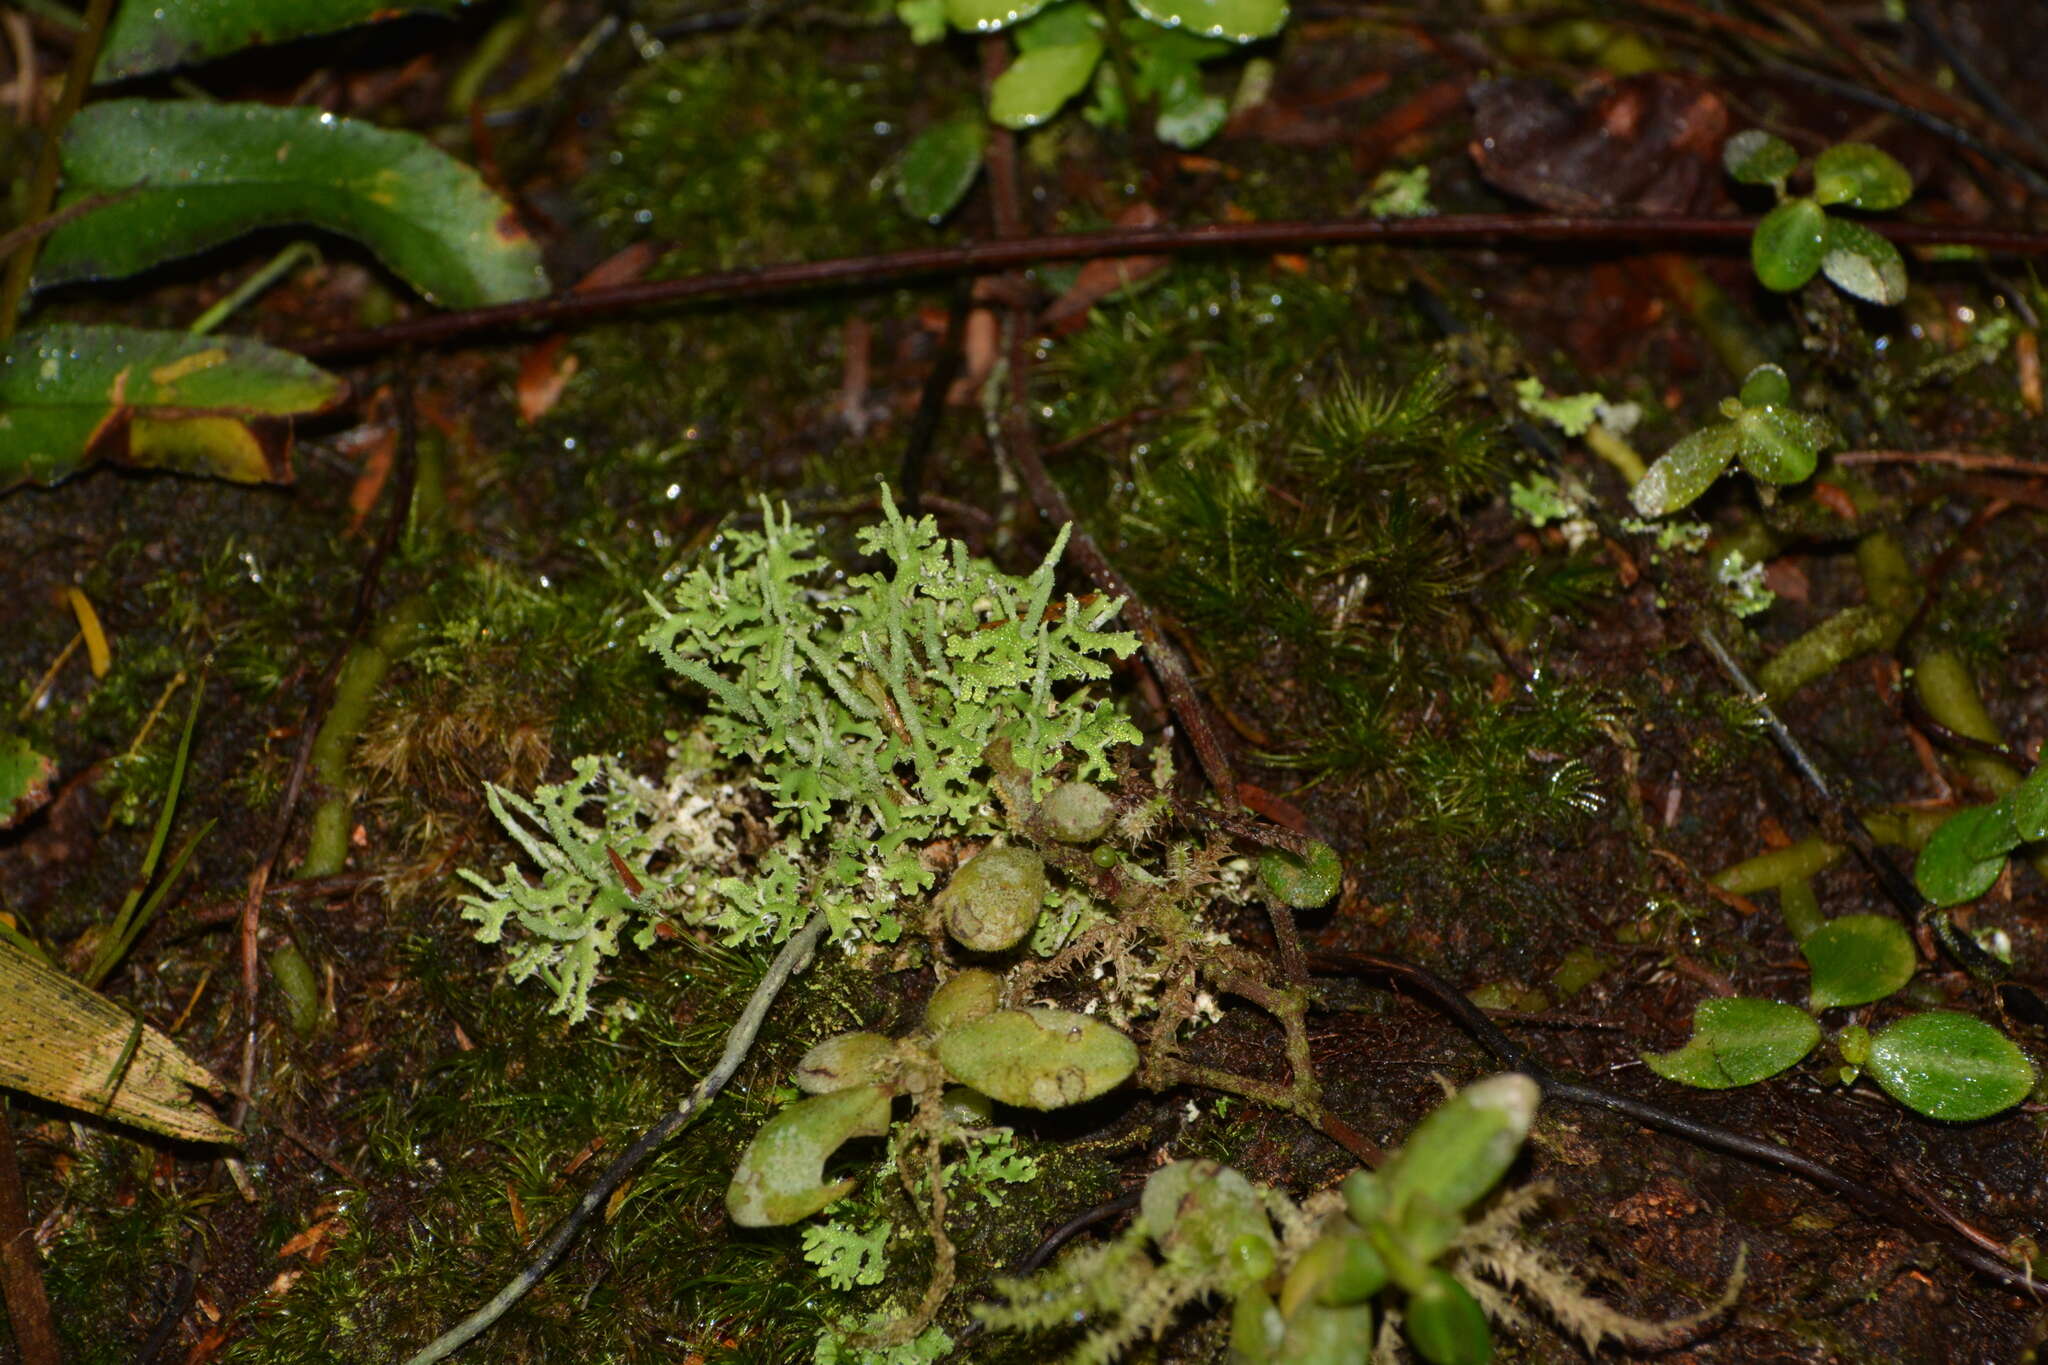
0;0;116;342
298;214;2048;360
0;1101;60;1365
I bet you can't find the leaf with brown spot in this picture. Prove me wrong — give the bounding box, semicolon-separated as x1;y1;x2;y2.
0;324;345;489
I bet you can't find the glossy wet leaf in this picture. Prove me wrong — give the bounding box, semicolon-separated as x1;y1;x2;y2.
1812;142;1913;211
895;115;986;224
1152;65;1227;148
1737;362;1791;407
1866;1011;2034;1120
1914;802;2020;906
1722;129;1797;185
41;99;548;308
1729;404;1827;485
97;0;467;82
1127;0;1287;41
1016;0;1102;46
1802;914;1917;1010
944;0;1056;32
1642;996;1820;1089
1750;197;1826;292
1820;217;1908;306
936;1006;1136;1108
2011;767;2048;842
1630;424;1738;516
1;733;55;831
989;40;1104;128
1;324;344;489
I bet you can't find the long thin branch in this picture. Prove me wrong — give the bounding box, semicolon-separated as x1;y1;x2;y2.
402;912;828;1365
297;214;2048;360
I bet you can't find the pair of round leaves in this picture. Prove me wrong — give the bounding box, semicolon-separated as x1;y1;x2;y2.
1724;132;1913;306
1630;363;1838;517
1642;997;2034;1121
1913;767;2048;906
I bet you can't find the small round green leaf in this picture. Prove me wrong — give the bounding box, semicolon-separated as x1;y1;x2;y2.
1801;914;1917;1010
1736;362;1791;408
1404;1269;1493;1365
1866;1011;2035;1120
1127;0;1287;41
2012;768;2048;843
1750;197;1827;293
1630;425;1739;517
944;0;1057;31
1723;129;1798;186
895;115;986;225
988;40;1104;128
1820;217;1908;306
1914;802;2019;906
1729;406;1822;485
1642;997;1820;1089
0;732;56;831
1812;142;1913;211
1258;839;1342;908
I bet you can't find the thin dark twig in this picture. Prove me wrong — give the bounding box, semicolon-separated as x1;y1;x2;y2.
1906;2;2048;168
297;215;2048;360
956;1190;1142;1346
898;277;972;515
1308;948;2042;1298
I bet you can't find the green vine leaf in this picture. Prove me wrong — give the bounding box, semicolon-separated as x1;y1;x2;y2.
990;40;1105;128
2011;766;2048;842
1126;0;1287;42
1811;142;1913;212
97;0;467;81
1801;914;1916;1011
1914;802;2020;907
1722;129;1797;186
895;114;987;224
943;0;1057;31
1630;425;1738;517
1865;1011;2034;1121
1819;217;1908;306
1749;197;1827;293
1642;997;1820;1089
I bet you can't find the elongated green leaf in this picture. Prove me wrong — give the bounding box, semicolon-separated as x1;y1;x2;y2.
1750;197;1826;292
41;100;548;308
1914;802;2019;906
990;41;1104;129
98;0;469;82
1722;129;1796;186
1867;1011;2034;1120
1812;142;1912;212
1802;914;1916;1010
0;324;344;489
1642;997;1819;1089
896;115;986;224
1631;424;1737;517
1381;1073;1537;1221
1128;0;1287;42
2012;767;2048;842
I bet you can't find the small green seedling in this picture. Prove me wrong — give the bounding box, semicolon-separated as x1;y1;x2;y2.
894;0;1287;220
1644;917;2034;1121
1724;129;1913;306
1630;363;1839;517
1912;761;2048;906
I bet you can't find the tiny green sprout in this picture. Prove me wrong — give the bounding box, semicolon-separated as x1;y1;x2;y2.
1913;761;2048;906
1631;363;1839;517
1724;129;1913;306
1257;839;1342;908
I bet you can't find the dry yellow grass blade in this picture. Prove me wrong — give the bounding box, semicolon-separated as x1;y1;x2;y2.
0;941;236;1144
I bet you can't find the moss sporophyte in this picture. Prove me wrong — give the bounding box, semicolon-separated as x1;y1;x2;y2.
451;493;1747;1362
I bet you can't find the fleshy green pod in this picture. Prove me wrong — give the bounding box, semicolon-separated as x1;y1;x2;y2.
1139;1160;1278;1285
1230;1285;1286;1363
1258;840;1342;908
1279;1302;1375;1365
935;845;1047;953
924;968;1003;1033
726;1084;892;1227
1382;1074;1538;1224
793;1031;895;1094
937;1006;1137;1109
1404;1269;1492;1365
1042;780;1116;843
1283;1229;1388;1314
268;941;323;1038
